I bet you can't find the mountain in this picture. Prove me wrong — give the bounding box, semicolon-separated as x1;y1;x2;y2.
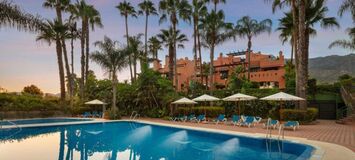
309;54;355;83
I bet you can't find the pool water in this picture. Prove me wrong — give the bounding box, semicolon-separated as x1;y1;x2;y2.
0;118;93;126
0;121;314;160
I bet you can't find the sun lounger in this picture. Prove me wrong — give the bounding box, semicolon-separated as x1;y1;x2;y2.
283;121;300;131
231;115;242;126
255;117;262;124
263;118;279;129
185;114;196;122
195;114;206;123
213;114;227;124
240;116;256;127
83;112;92;118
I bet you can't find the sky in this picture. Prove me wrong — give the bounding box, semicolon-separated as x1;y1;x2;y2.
0;0;353;93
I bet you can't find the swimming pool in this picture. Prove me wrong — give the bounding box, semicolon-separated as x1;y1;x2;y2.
0;121;314;160
0;118;93;126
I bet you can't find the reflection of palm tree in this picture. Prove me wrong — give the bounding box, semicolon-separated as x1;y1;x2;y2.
58;128;65;160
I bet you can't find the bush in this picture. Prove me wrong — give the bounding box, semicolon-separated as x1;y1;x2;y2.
105;108;121;120
281;108;318;123
0;93;61;111
176;106;224;117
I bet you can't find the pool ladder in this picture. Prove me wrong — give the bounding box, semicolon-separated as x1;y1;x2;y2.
265;118;285;158
130;111;140;120
0;120;22;140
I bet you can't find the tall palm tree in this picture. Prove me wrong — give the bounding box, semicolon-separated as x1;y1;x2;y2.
207;0;226;11
192;0;208;82
297;0;307;110
36;19;70;102
0;0;43;32
67;15;80;103
116;0;137;82
42;0;73;100
199;10;234;92
91;36;129;113
138;0;158;65
70;0;102;99
148;36;162;60
159;0;192;89
157;27;188;82
235;16;272;80
266;0;298;64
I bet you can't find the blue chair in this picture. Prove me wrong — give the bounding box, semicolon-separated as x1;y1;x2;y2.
240;116;256;127
231;115;241;126
263;118;279;129
92;111;99;118
283;121;300;131
83;112;92;118
195;114;205;123
186;114;196;122
213;114;226;124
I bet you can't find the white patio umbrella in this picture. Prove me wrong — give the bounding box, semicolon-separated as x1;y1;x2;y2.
85;99;107;118
171;97;197;115
223;93;257;115
260;92;305;119
192;94;220;115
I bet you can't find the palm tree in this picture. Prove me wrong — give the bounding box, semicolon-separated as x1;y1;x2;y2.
36;19;70;102
192;0;208;82
91;36;129;112
70;0;102;99
329;28;355;50
157;27;188;82
235;16;272;80
128;34;144;76
138;0;158;65
207;0;226;11
159;0;192;89
199;10;234;92
116;0;137;82
67;15;80;103
338;0;355;21
0;0;43;32
148;36;162;60
43;0;74;100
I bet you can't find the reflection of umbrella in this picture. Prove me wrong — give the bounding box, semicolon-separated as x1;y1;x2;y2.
85;99;107;118
223;93;257;115
260;92;305;120
193;94;220;115
171;97;197;114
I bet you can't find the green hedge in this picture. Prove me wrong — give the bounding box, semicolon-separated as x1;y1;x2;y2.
176;106;224;117
0;93;62;111
281;108;318;123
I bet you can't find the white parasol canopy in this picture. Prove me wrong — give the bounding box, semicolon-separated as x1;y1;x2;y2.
192;94;220;101
260;92;305;101
172;97;197;104
223;93;257;101
85;99;107;105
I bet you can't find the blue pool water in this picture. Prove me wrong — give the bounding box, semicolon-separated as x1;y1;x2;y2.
0;118;93;126
0;121;314;160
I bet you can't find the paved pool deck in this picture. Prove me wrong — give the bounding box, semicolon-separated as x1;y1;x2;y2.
135;118;355;152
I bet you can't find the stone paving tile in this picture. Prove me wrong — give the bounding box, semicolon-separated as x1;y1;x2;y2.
137;118;355;152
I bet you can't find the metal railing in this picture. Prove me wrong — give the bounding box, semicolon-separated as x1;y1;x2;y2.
265;118;284;159
130;111;140;120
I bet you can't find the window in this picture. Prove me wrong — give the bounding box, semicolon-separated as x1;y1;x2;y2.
220;71;228;79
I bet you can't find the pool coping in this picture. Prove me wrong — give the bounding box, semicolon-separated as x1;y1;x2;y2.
1;118;354;160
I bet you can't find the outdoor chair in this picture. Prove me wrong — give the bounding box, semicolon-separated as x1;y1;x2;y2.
195;114;206;123
263;118;279;129
213;114;227;124
240;116;256;127
231;115;242;126
283;121;300;131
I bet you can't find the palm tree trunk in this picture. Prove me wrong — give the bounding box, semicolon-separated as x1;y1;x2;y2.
144;14;148;68
85;22;89;84
80;19;86;99
61;39;72;97
209;44;215;94
296;0;307;110
168;45;174;81
197;27;203;83
125;15;134;82
133;53;137;80
193;17;198;81
70;27;75;105
112;73;117;112
173;22;178;90
56;38;66;102
247;37;252;80
290;37;294;64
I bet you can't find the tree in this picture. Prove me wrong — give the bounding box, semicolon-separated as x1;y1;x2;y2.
159;0;192;89
235;16;272;80
90;36;130;112
192;0;208;82
43;0;73;102
207;0;226;11
138;0;158;61
157;27;188;82
116;0;137;82
36;19;70;101
199;10;234;92
0;0;43;32
22;85;44;96
338;0;355;21
148;36;162;60
70;0;102;99
128;34;144;76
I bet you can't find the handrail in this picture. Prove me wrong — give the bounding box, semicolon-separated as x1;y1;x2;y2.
130;111;140;120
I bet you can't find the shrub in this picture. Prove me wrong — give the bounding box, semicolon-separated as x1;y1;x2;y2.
176;106;224;117
105;108;121;120
281;108;318;123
